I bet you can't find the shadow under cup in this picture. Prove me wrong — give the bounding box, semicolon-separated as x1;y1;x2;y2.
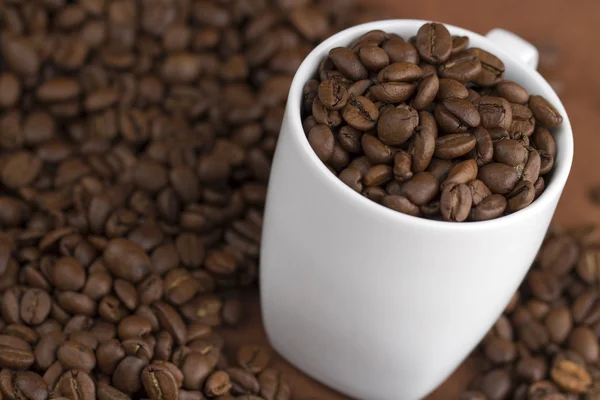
261;19;574;400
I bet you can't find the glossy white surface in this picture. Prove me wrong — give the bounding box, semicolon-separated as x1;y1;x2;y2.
260;20;573;400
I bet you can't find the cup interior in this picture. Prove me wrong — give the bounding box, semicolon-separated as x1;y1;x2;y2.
286;19;573;230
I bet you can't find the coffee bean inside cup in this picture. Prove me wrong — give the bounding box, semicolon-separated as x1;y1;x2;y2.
302;21;563;222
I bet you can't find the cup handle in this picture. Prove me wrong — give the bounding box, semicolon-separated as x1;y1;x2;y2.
485;28;539;70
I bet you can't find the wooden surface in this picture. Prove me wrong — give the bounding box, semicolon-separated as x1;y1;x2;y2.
221;1;600;399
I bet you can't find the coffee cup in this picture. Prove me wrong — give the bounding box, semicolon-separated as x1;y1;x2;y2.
260;19;573;400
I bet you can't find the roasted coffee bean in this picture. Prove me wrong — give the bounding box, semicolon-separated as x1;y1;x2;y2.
568;327;599;363
442;160;478;189
493;139;528;167
399;172;439;206
328;47;368;81
468;180;492;206
113;355;148;394
437;78;469;101
381;195;420;216
551;360;591;394
484;337;517;364
478;163;519;195
470;194;507;221
152;301;186;345
307;125;334;162
342;96;379;131
415;22;452;64
377;104;418;146
529;95;563;128
435;133;476;159
0;345;35;369
382;39;419;64
20;288;51;326
506;181;535;212
470;48;505;86
358;45;390;72
413;73;439;110
478;97;512;130
258;368;291;400
55;370;95;400
318;80;348;111
438;51;482;82
377;62;422;83
510;103;536;137
57;340;96;372
369;81;416;103
533;126;557;157
103;239;151;284
497;81;529;104
237;345;271;375
440;183;472;222
142;363;179;400
480;369;511;400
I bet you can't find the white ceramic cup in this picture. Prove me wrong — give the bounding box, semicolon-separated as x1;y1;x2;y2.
260;19;573;400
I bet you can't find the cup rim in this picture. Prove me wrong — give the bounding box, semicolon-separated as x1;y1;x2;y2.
286;18;574;231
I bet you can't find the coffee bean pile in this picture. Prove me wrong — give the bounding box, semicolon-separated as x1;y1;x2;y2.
0;0;376;398
460;226;600;400
302;22;564;222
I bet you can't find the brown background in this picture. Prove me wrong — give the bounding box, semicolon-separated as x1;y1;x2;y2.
222;1;600;398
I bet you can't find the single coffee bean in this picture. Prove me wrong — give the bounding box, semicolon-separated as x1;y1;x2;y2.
426;158;453;182
97;383;131;400
484;337;517;364
480;369;511;400
434;104;467;133
328;47;368;81
478;96;513;130
114;279;138;311
510;103;536;137
50;257;86;292
436;78;469;101
377;104;418;146
527;270;561;302
181;352;213;390
452;36;469;54
338;126;362;154
363;165;393;187
118;315;152;340
312;97;342;128
545;307;573;344
377;62;422;83
550;360;591;394
568;327;599;363
103;239;151;283
357;45;390;72
529;95;563;128
369;81;416;103
478;163;519;195
57;340;96;372
55;370;95;400
346;79;374;97
409;111;437;174
470;48;505;87
204;371;232;397
440;183;472;222
152;301;186;345
468;180;492;206
399;172;438;206
142;363;179;400
307;125;334;162
257;368;290;400
392;151;413;182
237;345;271;375
381;195;420;216
472;194;506;222
435;133;476;159
113;355;149;394
415;22;452;64
496;81;529;104
493;139;528;167
467;126;494;167
506;181;535;213
533;126;557;157
342;96;379;131
442;159;478;189
339;168;363;192
413;73;439;110
438;51;482;82
96;339;126;375
19;288;51;326
523;149;541;184
0;345;35;369
318;80;348;111
361;134;393;165
516;357;547;383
